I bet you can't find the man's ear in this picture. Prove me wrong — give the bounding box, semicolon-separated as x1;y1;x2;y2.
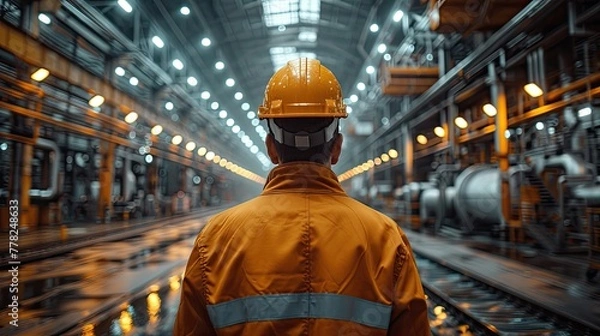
266;134;280;164
330;133;343;165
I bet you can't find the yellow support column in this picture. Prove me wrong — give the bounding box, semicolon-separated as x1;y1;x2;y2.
98;141;115;223
20;144;33;229
490;64;514;241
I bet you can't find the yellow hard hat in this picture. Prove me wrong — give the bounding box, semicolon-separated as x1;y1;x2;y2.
258;58;348;119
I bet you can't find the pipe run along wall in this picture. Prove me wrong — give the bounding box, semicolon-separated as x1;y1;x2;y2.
29;138;60;199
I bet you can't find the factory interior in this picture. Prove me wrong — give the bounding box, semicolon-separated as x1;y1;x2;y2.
0;0;599;335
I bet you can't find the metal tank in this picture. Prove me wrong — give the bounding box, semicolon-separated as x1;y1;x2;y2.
453;165;503;232
454;165;532;232
420;186;456;224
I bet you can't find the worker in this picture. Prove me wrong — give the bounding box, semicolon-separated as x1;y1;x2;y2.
174;58;430;335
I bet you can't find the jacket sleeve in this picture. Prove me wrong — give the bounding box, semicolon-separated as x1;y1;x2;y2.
387;229;431;336
173;235;217;336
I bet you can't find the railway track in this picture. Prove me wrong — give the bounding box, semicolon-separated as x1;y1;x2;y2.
417;254;597;336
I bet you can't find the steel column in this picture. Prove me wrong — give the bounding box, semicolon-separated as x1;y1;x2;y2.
97;141;115;223
489;63;512;235
20;144;33;229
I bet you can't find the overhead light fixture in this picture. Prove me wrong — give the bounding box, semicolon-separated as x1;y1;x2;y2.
226;118;235;127
219;158;228;167
524;83;543;98
370;24;379;32
152;36;164;48
535;121;545;130
213;155;221;163
393;10;404;22
187;76;198;86
356;82;366;91
247;111;256;119
377;43;387;54
454;116;468;129
197;147;207;156
185;141;196;151
374;157;382;165
241;103;250;111
578;106;592;117
205;151;215;160
125;111;138;124
180;6;190;15
88;95;105;108
381;153;390;162
38;13;51;25
383;53;391;61
388;149;399;159
165;102;174;110
347;106;353;114
114;67;125;76
349;94;358;103
416;134;428;145
201;37;211;47
118;0;133;13
250;145;259;154
151;125;163;135
211;102;219;110
232;125;241;133
30;68;50;82
172;135;183;145
504;129;512;139
172;59;184;70
215;61;225;70
200;91;211;100
225;78;235;87
434;126;445;138
219;110;228;119
482;103;497;117
129;77;138;86
366;66;375;74
234;92;243;100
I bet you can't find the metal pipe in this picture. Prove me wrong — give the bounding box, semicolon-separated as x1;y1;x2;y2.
534;153;592;176
573;184;600;206
29;138;60;199
557;175;593;248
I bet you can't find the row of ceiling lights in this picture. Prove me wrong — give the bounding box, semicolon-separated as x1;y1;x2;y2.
411;83;547;145
337;81;553;178
113;0;270;169
30;67;263;183
338;149;399;182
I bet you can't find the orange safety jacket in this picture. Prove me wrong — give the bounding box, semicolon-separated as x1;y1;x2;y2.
174;162;430;335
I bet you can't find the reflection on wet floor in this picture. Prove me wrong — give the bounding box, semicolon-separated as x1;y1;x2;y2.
84;276;182;336
0;217;204;336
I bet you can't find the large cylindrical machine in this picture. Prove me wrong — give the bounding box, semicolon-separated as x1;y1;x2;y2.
453;166;504;232
420;186;456;226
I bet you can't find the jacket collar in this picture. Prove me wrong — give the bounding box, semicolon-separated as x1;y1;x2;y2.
262;162;347;195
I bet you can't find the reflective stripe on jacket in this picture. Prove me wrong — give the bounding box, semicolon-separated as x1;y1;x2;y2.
174;162;430;335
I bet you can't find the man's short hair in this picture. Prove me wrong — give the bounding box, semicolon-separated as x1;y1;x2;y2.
270;118;338;164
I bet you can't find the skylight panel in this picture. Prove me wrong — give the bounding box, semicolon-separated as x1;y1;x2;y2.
299;0;320;24
262;0;299;27
263;0;320;27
